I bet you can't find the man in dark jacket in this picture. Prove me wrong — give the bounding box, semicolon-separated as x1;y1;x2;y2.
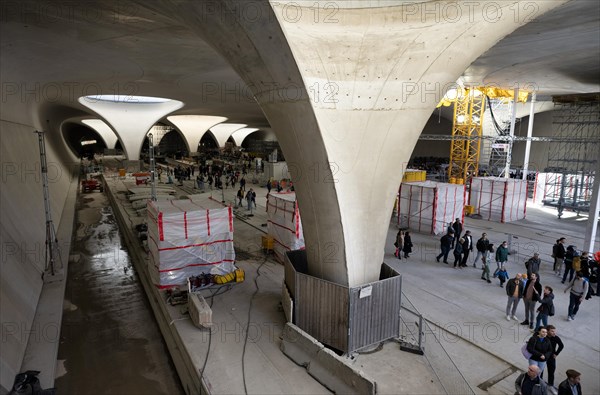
553;238;566;276
515;365;548;395
526;253;542;279
461;230;473;267
545;325;564;394
557;369;582;395
473;233;490;268
452;218;463;241
522;273;543;329
436;231;454;264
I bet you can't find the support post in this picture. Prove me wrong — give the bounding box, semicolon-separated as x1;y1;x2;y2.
504;88;519;178
584;160;600;253
148;133;157;201
522;93;536;180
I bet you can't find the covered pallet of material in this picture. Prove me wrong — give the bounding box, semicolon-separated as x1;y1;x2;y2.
469;177;527;223
266;192;304;261
398;181;465;235
147;198;235;287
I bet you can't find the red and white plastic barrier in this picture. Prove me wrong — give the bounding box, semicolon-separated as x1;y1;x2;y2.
266;192;304;261
469;177;527;223
147;198;235;287
397;181;465;235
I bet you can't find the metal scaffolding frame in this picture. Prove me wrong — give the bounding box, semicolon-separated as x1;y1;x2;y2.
481;97;514;177
543;95;600;217
448;90;485;183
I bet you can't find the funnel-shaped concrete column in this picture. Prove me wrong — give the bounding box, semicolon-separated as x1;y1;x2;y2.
167;115;228;154
231;128;259;146
209;123;247;148
78;97;184;160
178;0;566;286
81;119;119;149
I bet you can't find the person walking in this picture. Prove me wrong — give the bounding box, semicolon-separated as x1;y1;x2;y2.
496;241;509;270
552;238;566;276
514;365;548;395
436;230;454;264
236;187;244;208
545;325;564;394
402;231;413;258
505;273;524;321
564;271;588;321
557;369;582;395
561;245;577;284
522;273;542;329
526;327;553;374
245;188;254;210
461;230;473;267
474;232;490;268
482;244;494;283
534;286;555;332
394;230;404;260
452;218;463;242
497;265;510;287
453;238;464;268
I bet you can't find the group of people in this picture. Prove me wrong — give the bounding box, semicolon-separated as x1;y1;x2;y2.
394;230;414;259
426;222;595;394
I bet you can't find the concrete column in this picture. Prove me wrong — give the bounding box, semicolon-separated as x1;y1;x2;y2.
209;123;247;147
172;0;567;286
522;93;536;180
504;88;519;178
78;98;184;160
167;115;228;154
231;128;259;147
584;160;600;253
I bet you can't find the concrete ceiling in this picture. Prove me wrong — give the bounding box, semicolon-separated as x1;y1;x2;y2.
1;0;598;130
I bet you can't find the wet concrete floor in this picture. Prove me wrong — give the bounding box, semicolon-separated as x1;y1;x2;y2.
55;190;183;394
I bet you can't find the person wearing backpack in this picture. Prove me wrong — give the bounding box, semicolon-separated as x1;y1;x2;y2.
561;245;577;284
564;271;588;321
534;286;555;332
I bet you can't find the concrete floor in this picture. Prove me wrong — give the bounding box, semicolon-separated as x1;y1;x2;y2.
55;190;183;394
59;163;599;395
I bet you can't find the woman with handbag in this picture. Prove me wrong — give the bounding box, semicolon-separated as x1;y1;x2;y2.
526;327;553;373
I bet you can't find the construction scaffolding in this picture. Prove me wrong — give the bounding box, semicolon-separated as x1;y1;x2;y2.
448;89;485;183
481;97;515;177
543;95;599;217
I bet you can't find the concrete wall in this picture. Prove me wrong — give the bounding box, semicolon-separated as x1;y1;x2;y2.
0;121;75;392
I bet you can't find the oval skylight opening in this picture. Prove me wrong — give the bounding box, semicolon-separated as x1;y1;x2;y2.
82;94;173;103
